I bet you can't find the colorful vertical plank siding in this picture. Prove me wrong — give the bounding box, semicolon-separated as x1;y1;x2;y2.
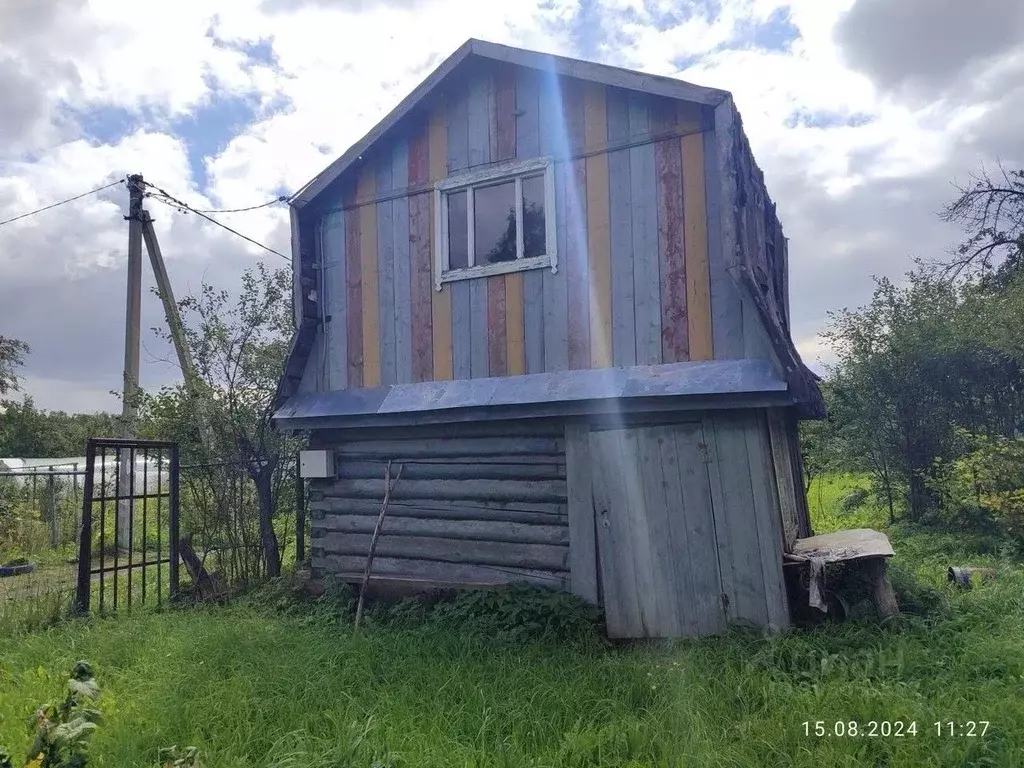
314;68;716;391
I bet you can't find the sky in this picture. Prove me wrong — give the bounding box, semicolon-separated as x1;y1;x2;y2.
1;0;1022;413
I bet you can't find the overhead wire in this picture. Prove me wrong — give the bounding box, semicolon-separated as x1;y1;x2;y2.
192;196;289;214
141;180;290;261
0;177;126;228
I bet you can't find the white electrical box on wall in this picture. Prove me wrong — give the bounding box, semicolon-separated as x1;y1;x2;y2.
299;449;335;479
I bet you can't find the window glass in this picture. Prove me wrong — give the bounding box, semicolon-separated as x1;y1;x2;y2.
522;175;546;259
447;190;468;269
474;182;516;264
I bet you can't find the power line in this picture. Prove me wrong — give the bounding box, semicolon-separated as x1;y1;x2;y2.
0;177;126;228
141;181;289;261
192;196;289;214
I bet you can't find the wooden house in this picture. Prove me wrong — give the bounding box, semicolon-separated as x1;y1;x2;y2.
273;39;825;638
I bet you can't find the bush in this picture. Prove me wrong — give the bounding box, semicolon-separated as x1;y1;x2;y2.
929;430;1024;547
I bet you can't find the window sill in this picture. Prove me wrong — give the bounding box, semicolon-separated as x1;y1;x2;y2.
436;254;556;289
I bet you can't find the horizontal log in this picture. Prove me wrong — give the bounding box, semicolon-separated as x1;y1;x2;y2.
313;514;569;545
335;460;565;481
315;532;569;571
309;420;565;446
312;553;568;588
310;497;568;525
333;437;564;460
406;456;566;466
327;478;566;503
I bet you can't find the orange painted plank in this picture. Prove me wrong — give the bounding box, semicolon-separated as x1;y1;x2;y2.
408;119;433;382
428;101;453;381
584;82;611;368
358;165;380;386
682;131;712;360
344;184;363;387
487;276;507;376
505;272;525;374
657;133;688;362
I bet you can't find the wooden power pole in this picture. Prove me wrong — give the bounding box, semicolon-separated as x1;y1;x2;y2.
117;174;145;548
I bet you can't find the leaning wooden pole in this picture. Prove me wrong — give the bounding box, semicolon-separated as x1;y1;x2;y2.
140;209;214;455
353;461;403;631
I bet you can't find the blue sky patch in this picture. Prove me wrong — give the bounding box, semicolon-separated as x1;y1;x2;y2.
733;6;800;52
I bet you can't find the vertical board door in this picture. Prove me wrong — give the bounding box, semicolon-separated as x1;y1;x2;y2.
590;423;726;638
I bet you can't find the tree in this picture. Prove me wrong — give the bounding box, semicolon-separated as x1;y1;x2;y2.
147;263;299;577
0;335;29;397
941;164;1024;285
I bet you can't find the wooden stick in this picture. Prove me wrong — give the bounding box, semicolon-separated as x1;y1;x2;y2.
353;460;404;630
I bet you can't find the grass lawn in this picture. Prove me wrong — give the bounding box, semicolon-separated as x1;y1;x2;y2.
2;475;1024;766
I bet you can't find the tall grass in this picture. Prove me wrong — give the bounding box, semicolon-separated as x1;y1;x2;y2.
0;474;1021;766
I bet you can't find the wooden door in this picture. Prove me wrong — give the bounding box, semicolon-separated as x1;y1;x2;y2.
590;423;726;638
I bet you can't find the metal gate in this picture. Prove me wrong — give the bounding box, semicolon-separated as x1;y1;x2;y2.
76;438;179;613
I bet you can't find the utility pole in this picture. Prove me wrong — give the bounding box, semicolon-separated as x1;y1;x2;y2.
117;173;144;548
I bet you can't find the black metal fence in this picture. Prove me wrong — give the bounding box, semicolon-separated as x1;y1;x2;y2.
2;444;306;621
76;438;179;614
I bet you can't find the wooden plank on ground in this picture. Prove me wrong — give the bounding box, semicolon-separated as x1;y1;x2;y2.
565;422;598;604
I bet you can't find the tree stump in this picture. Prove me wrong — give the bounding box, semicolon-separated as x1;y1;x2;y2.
862;557;899;619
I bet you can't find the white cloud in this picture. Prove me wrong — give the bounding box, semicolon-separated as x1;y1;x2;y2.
0;0;1020;413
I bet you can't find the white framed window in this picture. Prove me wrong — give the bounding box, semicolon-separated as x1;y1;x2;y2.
434;156;557;290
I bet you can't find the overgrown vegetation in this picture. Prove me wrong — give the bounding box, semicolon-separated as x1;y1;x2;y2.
806;164;1024;550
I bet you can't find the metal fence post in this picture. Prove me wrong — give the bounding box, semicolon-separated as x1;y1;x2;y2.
75;442;97;614
168;444;180;601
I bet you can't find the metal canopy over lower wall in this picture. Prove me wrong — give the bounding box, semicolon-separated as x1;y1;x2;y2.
274;358;791;431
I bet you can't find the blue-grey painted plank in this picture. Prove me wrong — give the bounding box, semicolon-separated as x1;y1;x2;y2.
322;210;347;390
376;153;397;385
515;69;541;159
523;270;545;373
451;281;472;379
470;278;489;377
448;82;472;377
627;91;649;138
607;88;635;367
467;70;491;170
392;140;412;385
629;137;660;365
542;84;568;372
744;412;789;632
517;70;545;372
447;84;470;173
565;423;598;604
467;67;493;378
707;101;744;358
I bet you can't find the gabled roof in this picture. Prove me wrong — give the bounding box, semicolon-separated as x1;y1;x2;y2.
289;38;731;210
